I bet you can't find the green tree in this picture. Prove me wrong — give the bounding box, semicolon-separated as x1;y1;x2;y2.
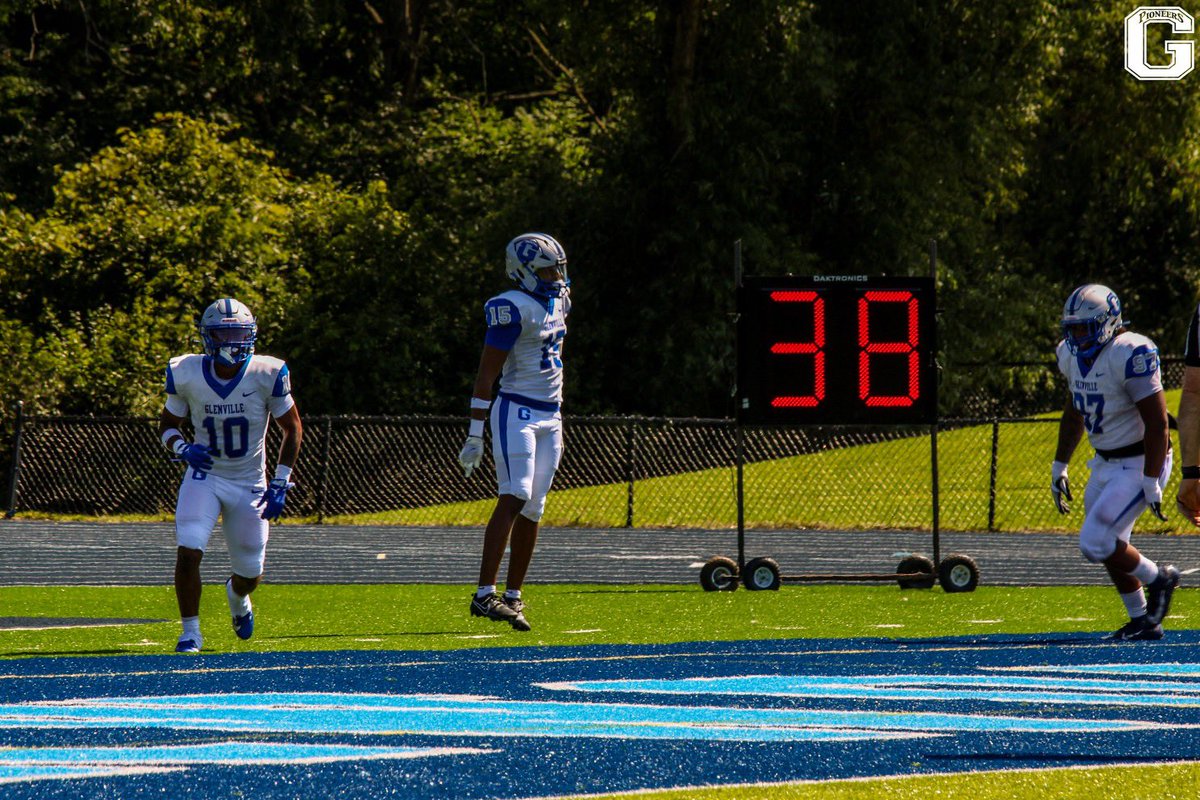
0;113;415;417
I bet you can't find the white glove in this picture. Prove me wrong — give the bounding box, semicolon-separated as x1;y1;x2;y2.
1143;475;1167;521
458;435;484;478
1051;460;1072;514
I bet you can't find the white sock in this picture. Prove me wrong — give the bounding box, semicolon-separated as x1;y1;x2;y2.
503;589;522;600
476;585;496;599
1120;589;1148;620
1131;556;1159;585
181;616;200;638
226;578;251;616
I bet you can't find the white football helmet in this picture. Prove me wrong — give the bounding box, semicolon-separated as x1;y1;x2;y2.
1062;284;1123;358
505;233;569;298
199;298;257;366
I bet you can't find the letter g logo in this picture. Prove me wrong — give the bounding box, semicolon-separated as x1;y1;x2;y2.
1125;6;1195;80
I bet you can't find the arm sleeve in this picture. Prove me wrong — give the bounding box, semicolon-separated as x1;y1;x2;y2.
1124;343;1164;403
164;363;189;416
483;298;521;351
1054;340;1070;377
267;363;296;418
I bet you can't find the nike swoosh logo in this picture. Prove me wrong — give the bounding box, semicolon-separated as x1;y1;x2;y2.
242;391;255;396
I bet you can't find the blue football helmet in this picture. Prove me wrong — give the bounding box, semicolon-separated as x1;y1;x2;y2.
1062;284;1123;359
505;233;569;298
200;298;257;366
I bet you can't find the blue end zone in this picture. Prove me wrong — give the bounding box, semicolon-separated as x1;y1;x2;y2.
1;631;1198;798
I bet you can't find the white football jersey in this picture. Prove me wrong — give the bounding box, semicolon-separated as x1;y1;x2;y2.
483;289;570;406
1055;330;1162;451
164;354;295;482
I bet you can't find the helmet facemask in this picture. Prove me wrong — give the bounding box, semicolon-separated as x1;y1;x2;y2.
203;324;257;366
1061;285;1122;359
199;298;258;367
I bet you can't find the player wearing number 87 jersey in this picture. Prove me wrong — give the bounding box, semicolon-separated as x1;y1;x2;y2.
158;298;303;653
1052;284;1179;641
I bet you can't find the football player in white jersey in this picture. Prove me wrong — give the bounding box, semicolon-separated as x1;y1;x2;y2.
458;233;570;632
158;298;303;653
1051;284;1180;641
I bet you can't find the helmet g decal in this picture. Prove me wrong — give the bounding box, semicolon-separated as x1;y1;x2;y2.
506;233;569;298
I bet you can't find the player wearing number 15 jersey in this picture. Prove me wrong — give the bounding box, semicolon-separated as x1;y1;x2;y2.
458;233;571;632
157;298;303;653
1051;284;1179;641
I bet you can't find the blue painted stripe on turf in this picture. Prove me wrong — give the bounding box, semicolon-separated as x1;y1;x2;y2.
0;693;1155;740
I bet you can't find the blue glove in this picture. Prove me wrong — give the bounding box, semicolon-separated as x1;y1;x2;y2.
174;440;215;472
256;478;294;521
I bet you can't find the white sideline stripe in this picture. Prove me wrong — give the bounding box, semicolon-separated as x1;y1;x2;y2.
508;759;1200;800
0;622;160;632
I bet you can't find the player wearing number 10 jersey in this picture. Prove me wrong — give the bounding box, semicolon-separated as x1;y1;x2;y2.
158;298;303;654
1051;284;1179;641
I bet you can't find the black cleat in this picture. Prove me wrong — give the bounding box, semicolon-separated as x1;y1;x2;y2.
470;592;519;622
1104;615;1163;641
503;596;531;632
1145;565;1181;626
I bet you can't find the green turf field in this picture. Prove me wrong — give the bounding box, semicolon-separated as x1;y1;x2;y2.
0;582;1189;657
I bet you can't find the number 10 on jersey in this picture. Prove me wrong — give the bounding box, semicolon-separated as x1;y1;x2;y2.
737;276;937;425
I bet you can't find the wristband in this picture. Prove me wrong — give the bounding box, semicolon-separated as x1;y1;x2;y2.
468;418;485;438
161;428;183;452
470;397;492;411
1183;466;1200;480
274;464;293;482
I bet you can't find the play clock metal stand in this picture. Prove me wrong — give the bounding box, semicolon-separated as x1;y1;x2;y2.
700;241;980;593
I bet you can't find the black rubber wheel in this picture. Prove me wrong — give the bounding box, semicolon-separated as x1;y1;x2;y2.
700;556;739;592
742;557;782;591
896;554;936;589
938;554;980;593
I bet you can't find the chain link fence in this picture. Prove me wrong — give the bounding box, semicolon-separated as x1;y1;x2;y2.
3;413;1190;534
2;359;1189;532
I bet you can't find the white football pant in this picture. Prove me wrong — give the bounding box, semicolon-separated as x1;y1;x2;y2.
1079;451;1172;563
175;470;270;577
490;397;563;522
